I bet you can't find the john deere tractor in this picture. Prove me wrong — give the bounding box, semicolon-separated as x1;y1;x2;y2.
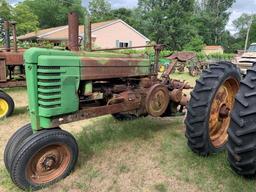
4;44;193;190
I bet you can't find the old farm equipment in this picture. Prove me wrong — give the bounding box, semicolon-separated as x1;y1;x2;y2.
164;51;208;77
4;13;192;190
0;20;25;118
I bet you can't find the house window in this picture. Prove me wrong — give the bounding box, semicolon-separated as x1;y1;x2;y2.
116;40;132;48
54;42;60;46
119;42;129;48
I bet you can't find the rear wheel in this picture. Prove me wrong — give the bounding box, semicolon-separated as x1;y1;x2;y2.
10;129;78;190
227;65;256;176
185;62;240;155
0;91;15;119
4;124;33;172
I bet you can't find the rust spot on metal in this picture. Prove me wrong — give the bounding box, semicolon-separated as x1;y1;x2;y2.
80;57;151;80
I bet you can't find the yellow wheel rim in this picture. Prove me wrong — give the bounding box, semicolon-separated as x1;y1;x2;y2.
159;65;165;72
0;99;9;118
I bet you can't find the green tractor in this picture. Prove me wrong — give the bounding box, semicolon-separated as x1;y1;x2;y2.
5;46;192;190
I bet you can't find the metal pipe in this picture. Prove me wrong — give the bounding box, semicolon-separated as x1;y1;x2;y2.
84;12;92;52
4;21;11;52
68;12;79;51
153;44;164;74
11;21;17;52
91;45;155;52
87;21;92;51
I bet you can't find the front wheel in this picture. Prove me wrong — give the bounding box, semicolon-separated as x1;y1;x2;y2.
10;129;78;190
4;124;33;172
185;62;240;155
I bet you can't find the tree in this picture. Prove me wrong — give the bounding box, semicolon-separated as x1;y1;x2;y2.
0;0;12;20
183;35;204;52
233;14;256;48
137;0;197;50
13;3;39;35
195;0;235;45
89;0;112;22
23;0;85;28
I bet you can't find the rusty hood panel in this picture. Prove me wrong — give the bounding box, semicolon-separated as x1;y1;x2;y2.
80;57;152;80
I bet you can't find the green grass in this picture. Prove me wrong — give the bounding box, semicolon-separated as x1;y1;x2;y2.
171;72;199;86
154;183;168;192
74;116;256;192
159;126;255;192
1;114;256;191
76;116;168;161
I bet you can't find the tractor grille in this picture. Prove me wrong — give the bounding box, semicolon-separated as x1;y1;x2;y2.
37;66;61;109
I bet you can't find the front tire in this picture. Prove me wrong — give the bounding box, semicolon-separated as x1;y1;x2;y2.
4;124;33;172
10;129;78;190
185;62;240;155
227;65;256;176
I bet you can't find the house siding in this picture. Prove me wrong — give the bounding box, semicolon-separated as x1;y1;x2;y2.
92;21;149;49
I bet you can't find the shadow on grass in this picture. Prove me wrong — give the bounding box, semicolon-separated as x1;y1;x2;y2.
76;116;183;163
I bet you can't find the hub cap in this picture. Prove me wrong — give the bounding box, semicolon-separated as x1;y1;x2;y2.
209;78;239;148
146;84;169;117
26;144;71;184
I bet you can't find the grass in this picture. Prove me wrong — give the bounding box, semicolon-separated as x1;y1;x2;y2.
0;72;255;191
171;71;198;87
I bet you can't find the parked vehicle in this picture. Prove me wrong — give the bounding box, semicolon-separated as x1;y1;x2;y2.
235;43;256;73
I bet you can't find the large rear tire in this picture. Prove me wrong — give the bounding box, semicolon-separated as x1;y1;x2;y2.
227;65;256;176
0;91;15;119
185;62;240;155
10;129;78;190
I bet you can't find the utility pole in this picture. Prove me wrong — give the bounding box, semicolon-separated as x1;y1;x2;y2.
244;17;253;52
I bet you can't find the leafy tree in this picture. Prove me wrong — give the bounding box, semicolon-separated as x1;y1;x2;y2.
232;14;256;50
183;35;204;52
13;3;39;35
23;0;85;28
137;0;197;50
0;0;12;20
195;0;235;45
89;0;112;22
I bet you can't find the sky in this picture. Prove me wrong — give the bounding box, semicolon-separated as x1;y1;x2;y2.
9;0;256;33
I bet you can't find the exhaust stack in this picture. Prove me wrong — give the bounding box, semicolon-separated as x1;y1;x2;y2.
68;12;79;51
